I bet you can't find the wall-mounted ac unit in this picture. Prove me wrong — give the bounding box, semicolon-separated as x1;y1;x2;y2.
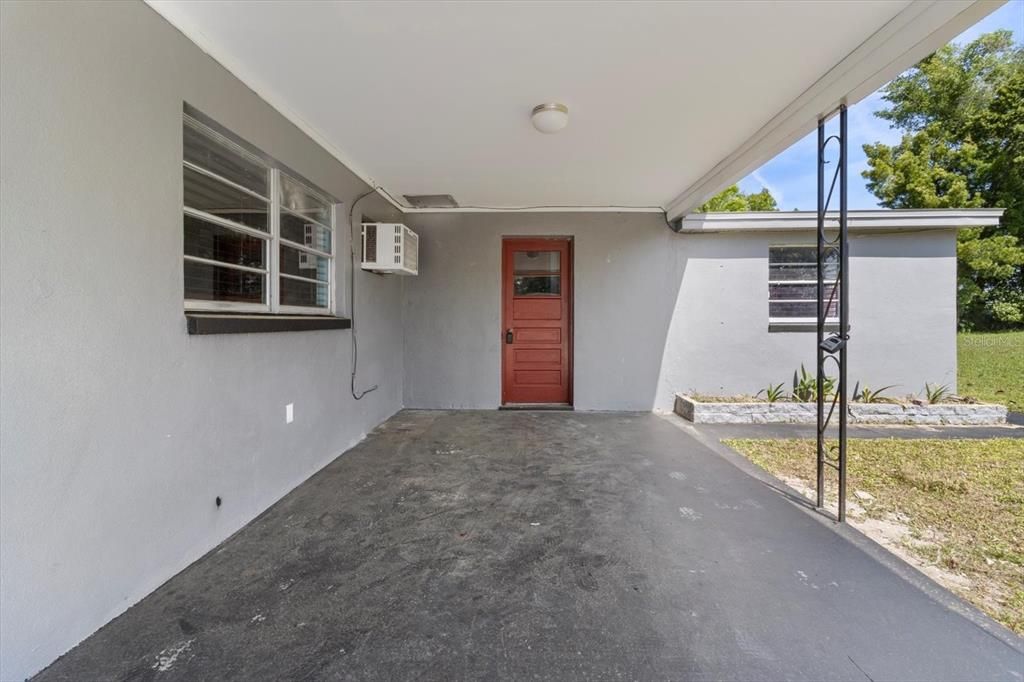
361;223;419;275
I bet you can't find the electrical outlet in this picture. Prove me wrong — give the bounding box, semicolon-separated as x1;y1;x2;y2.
285;403;294;424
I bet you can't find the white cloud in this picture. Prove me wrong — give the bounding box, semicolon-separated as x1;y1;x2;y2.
751;170;784;207
848;92;901;148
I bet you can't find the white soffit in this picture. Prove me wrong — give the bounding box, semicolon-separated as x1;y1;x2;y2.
147;0;1003;216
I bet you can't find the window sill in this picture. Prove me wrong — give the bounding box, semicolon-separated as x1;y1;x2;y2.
186;313;351;335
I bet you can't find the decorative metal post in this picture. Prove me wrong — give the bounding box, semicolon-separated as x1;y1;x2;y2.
816;104;849;522
816;117;826;510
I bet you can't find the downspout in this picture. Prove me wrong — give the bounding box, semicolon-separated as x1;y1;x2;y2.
663;212;683;233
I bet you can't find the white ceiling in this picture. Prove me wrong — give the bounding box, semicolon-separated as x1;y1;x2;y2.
149;0;997;213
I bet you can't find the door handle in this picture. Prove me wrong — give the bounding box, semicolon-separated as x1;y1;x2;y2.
505;328;514;344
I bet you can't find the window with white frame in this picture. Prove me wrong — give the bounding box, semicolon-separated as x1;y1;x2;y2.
768;245;839;327
183;113;335;314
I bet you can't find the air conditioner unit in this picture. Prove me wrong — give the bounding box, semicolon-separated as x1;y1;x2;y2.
361;223;419;275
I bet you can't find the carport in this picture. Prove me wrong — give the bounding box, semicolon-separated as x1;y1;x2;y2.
2;1;1018;679
35;411;1022;680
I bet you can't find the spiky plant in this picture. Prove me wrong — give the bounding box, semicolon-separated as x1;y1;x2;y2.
756;382;787;403
924;383;952;404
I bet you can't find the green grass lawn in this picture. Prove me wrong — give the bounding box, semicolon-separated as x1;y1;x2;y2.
958;331;1024;411
726;438;1024;635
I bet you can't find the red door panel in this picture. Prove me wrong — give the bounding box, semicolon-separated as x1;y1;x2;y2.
502;238;572;405
513;298;562;320
514;349;561;364
516;328;561;343
514;370;562;385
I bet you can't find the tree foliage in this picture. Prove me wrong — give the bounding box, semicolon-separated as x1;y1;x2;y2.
862;30;1024;329
698;184;778;212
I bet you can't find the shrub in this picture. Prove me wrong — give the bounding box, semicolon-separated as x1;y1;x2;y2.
792;365;835;402
852;382;898;403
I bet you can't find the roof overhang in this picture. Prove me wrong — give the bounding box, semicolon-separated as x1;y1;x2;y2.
665;0;1007;220
147;0;1005;216
679;209;1005;234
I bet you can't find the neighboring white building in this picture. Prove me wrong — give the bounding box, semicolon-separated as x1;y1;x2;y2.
0;0;1005;678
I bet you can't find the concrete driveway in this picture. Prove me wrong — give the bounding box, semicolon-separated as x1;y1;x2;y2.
36;410;1023;681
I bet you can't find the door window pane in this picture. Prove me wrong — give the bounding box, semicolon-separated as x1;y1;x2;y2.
514;275;560;296
513;250;560;273
184;260;265;303
513;250;561;296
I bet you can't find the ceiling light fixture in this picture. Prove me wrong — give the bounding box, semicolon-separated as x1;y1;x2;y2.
531;103;569;134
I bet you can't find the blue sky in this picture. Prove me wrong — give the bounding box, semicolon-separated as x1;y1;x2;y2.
737;0;1023;210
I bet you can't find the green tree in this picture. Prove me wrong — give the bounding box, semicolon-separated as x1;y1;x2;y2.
698;184;778;212
862;30;1024;329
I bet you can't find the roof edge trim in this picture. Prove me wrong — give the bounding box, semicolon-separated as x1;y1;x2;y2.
679;208;1005;233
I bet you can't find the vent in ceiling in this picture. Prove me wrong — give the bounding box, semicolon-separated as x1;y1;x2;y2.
403;194;459;209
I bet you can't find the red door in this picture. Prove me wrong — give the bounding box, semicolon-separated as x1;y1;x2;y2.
501;238;572;405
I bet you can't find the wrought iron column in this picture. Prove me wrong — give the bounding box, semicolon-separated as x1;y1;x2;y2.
816;104;849;522
816;118;826;509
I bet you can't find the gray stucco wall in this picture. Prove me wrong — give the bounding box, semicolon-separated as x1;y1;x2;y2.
402;213;958;411
402;213;682;410
0;2;404;678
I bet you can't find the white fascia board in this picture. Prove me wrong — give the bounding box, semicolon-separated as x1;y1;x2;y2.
664;0;1006;221
678;209;1005;233
401;206;665;214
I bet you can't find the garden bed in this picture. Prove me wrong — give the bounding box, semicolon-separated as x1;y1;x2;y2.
675;394;1007;425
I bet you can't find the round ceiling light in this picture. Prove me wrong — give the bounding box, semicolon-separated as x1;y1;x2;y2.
531;103;569;134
